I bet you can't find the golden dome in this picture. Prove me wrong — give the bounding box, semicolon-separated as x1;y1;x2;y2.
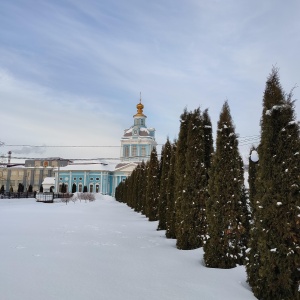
133;93;146;117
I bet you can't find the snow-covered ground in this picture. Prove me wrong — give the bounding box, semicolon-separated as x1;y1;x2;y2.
0;195;257;300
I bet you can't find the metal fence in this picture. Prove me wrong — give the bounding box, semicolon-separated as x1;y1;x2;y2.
0;192;73;201
0;192;36;199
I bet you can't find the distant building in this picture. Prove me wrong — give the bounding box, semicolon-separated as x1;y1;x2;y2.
1;99;156;197
0;158;70;192
121;98;157;161
52;98;156;196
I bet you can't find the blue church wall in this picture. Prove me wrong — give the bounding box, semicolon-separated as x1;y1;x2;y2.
57;170;114;194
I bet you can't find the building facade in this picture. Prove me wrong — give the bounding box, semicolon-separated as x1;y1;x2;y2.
120;99;157;162
0;158;70;193
53;99;156;196
0;99;156;197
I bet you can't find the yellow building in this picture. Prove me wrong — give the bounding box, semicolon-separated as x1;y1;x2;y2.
0;158;70;192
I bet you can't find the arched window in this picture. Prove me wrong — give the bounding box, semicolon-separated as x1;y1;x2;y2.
89;184;93;193
124;146;129;157
132;146;137;158
78;184;83;192
141;146;146;157
96;184;99;193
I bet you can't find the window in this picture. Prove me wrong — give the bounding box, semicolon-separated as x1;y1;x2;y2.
96;185;99;193
79;177;82;180
73;177;77;180
90;178;94;181
124;146;129;157
141;146;146;157
59;177;62;181
89;184;93;193
78;184;83;192
141;119;144;125
132;146;137;158
96;177;100;181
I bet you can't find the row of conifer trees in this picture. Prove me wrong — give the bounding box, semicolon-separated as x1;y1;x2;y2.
115;68;300;300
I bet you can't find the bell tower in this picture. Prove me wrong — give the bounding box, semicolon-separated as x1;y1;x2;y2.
120;95;157;162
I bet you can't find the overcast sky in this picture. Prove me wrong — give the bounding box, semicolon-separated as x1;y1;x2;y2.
1;0;300;163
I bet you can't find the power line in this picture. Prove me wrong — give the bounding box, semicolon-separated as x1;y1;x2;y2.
4;145;121;148
1;135;261;148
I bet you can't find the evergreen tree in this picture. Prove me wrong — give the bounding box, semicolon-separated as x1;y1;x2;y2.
121;178;128;204
141;160;150;216
248;147;259;208
157;138;172;230
201;109;214;244
39;184;43;193
246;68;300;299
204;101;248;268
18;183;24;193
175;109;191;240
0;185;4;194
246;147;261;294
131;167;139;210
133;164;141;212
202;109;214;172
176;108;207;249
146;147;160;221
28;184;33;193
137;160;146;213
126;168;135;208
83;185;88;193
115;182;122;202
238;155;251;260
165;142;177;239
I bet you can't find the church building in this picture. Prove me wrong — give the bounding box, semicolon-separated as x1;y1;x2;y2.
52;98;156;196
120;98;156;161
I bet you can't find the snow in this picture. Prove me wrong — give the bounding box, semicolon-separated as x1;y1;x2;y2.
125;127;133;133
140;127;149;133
0;196;257;300
42;177;55;185
59;162;117;172
250;150;259;163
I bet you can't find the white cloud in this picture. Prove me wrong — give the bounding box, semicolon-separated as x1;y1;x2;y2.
0;0;300;163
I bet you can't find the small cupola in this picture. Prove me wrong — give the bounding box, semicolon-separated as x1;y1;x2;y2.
133;93;146;118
